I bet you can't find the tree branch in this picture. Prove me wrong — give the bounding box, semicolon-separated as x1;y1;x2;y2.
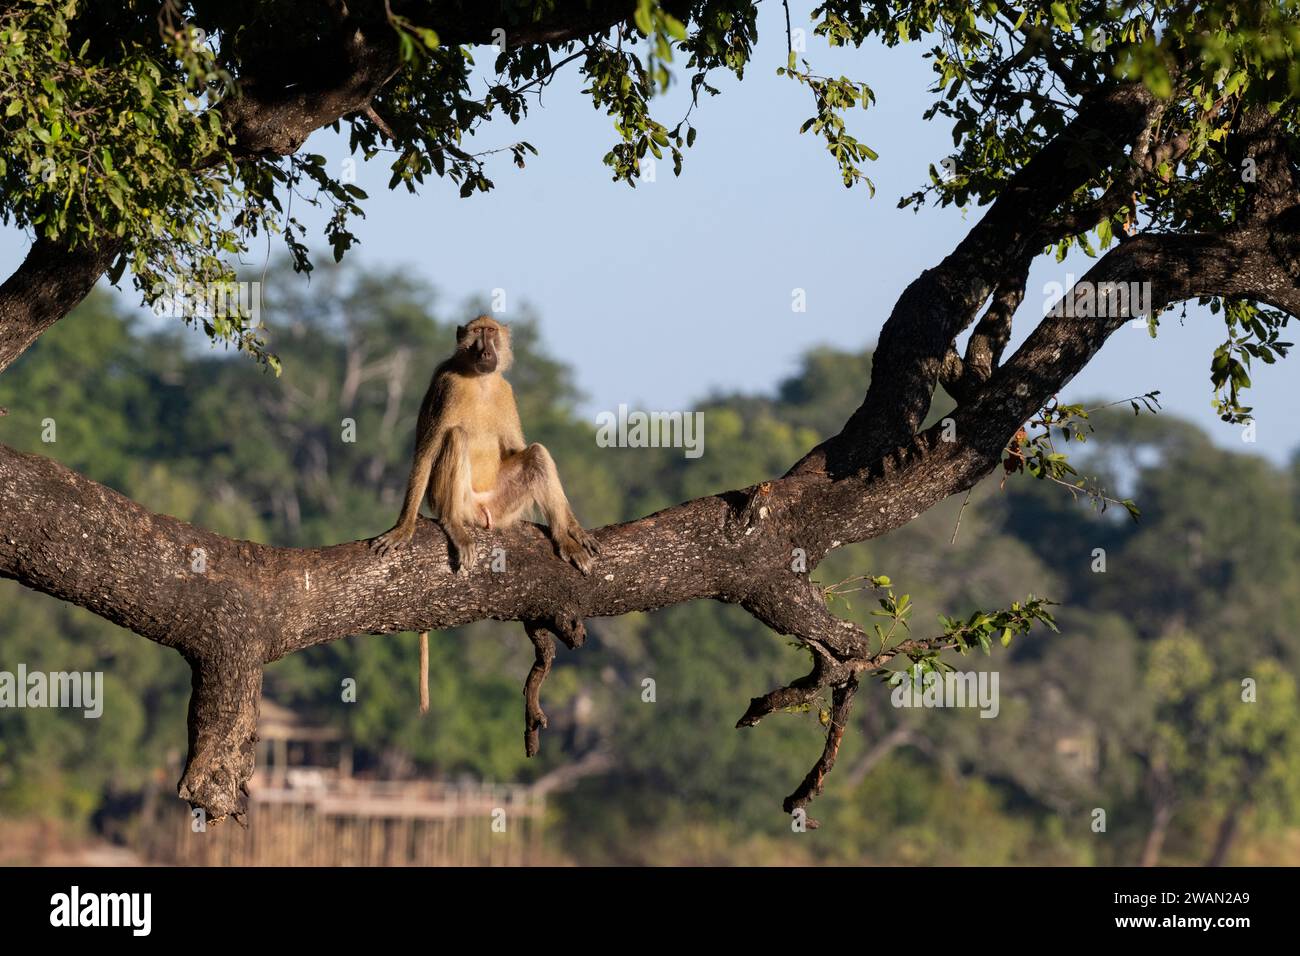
940;253;1033;403
791;82;1163;479
0;237;122;374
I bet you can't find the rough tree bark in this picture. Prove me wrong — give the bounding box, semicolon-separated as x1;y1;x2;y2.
0;237;122;374
2;5;1300;826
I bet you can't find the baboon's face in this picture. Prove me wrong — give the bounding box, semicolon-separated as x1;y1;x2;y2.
456;317;511;375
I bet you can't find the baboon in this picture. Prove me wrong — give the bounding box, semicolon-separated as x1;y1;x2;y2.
371;315;599;575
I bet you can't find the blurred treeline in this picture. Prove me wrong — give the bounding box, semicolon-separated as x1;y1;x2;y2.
2;263;1300;866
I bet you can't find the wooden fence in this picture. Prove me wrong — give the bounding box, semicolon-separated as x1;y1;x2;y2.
137;778;549;866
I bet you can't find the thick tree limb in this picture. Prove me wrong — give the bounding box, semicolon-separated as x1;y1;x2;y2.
0;237;121;374
940;253;1033;403
791;82;1162;479
216;1;640;157
0;415;983;822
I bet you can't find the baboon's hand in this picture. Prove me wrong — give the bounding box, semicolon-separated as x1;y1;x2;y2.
370;524;413;557
556;523;600;575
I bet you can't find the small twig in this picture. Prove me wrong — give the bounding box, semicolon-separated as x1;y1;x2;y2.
1044;472;1132;510
509;45;591;99
950;487;974;545
1083;390;1162;415
736;664;823;728
363;103;395;140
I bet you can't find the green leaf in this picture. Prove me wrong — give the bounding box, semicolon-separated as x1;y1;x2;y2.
105;252;127;285
1144;64;1173;99
634;1;654;36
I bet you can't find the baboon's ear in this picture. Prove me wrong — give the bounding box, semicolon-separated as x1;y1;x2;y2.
455;324;467;342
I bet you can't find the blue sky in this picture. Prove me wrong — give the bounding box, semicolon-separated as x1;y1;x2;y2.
2;2;1296;463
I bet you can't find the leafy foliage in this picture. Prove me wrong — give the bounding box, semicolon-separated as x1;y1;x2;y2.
1002;392;1161;519
4;1;1298;412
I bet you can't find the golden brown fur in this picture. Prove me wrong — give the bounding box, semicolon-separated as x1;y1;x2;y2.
371;315;599;575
